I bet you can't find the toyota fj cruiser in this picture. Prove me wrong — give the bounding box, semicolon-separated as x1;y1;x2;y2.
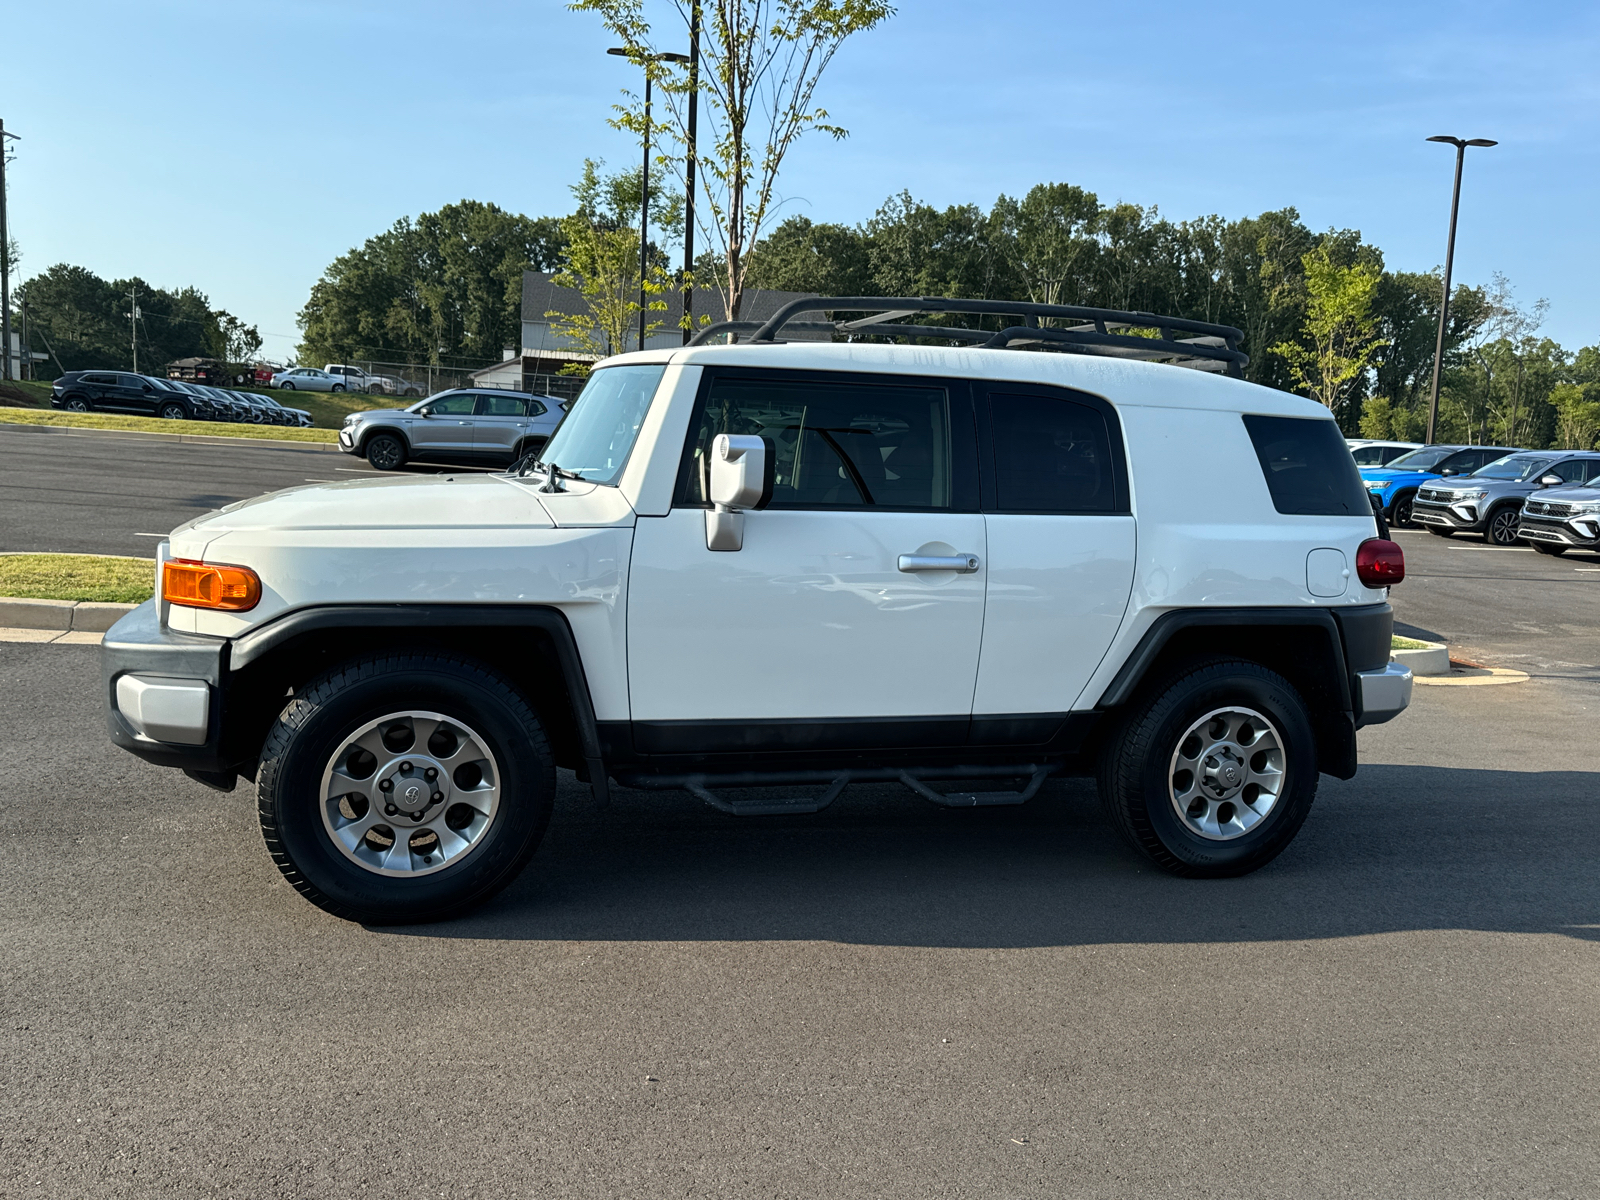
102;297;1412;924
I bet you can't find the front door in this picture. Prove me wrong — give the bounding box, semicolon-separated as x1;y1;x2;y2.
410;392;478;456
627;368;986;751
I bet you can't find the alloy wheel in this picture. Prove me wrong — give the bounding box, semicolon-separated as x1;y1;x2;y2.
319;710;501;878
1168;706;1285;841
1488;508;1521;546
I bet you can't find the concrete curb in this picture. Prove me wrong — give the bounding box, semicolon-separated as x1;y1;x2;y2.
0;597;139;632
0;420;341;452
1391;641;1450;676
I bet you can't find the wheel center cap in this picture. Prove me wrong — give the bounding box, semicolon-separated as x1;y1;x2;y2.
1200;745;1247;800
376;756;451;825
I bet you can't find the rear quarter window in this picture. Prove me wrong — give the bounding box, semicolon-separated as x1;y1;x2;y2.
1242;414;1370;517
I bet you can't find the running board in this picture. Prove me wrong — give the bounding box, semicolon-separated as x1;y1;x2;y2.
644;765;1054;817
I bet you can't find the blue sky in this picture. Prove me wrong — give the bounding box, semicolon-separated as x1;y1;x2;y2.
6;0;1598;363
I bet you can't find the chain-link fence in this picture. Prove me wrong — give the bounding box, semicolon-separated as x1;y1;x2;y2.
341;361;587;404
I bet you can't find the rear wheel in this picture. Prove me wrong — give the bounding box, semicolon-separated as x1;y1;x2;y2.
158;401;188;420
1427;526;1455;538
1098;660;1319;878
365;433;407;471
64;398;90;413
281;382;296;391
256;653;555;924
1531;541;1567;556
1486;507;1522;546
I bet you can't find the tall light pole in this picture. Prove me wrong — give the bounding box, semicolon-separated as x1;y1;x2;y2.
609;46;691;353
0;119;19;382
1423;135;1497;444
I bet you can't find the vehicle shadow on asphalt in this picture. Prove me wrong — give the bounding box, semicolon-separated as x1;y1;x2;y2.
386;765;1600;948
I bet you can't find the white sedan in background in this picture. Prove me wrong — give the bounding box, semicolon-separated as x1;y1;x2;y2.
272;367;352;392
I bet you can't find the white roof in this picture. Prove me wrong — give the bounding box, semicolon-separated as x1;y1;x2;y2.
599;341;1330;418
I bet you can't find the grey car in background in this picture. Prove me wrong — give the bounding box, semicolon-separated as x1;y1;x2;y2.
337;388;567;471
1411;451;1600;545
1518;473;1600;555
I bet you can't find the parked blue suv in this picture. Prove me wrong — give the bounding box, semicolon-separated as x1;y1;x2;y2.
1360;444;1518;527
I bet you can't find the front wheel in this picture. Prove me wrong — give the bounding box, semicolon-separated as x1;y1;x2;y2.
1390;493;1415;527
365;433;407;471
158;402;188;420
331;383;346;393
1427;526;1455;538
256;653;555;923
1486;507;1522;546
1531;541;1567;556
1097;660;1319;877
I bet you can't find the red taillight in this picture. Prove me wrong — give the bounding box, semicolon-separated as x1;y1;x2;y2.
1355;538;1405;587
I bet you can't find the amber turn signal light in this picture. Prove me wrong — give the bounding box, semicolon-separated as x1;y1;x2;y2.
162;559;262;611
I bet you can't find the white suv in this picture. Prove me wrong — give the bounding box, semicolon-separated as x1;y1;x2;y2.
102;297;1412;924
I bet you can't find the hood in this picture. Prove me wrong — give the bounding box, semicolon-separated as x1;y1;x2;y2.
348;406;412;421
172;473;554;538
1361;467;1435;483
1535;483;1600;502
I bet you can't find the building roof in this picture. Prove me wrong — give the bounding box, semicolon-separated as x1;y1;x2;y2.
520;271;817;332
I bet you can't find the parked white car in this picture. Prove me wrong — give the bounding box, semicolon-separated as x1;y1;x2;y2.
103;296;1412;924
272;367;350;392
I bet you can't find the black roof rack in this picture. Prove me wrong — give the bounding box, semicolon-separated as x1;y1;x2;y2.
685;296;1248;377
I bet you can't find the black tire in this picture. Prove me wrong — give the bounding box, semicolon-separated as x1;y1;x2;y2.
256;652;555;924
1390;492;1415;527
1427;525;1454;538
281;381;296;390
1097;659;1319;878
1531;541;1567;556
1485;506;1522;546
158;401;189;421
365;433;407;471
64;397;90;413
331;383;346;393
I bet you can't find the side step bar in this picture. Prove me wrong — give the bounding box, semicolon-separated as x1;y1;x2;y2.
622;764;1055;817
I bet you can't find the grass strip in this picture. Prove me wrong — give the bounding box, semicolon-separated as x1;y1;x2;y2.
0;407;338;443
1391;635;1436;650
0;554;155;603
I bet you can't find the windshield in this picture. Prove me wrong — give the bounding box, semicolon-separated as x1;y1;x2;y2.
1383;446;1454;470
1471;454;1557;481
532;364;666;485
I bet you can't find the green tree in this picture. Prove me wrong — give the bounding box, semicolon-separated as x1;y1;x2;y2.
1270;242;1387;423
990;183;1100;311
572;0;894;322
744;214;871;295
1549;381;1600;450
298;200;567;367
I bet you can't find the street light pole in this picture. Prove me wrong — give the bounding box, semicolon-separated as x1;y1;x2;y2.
609;46;694;353
1423;135;1497;445
0;119;19;382
681;4;700;345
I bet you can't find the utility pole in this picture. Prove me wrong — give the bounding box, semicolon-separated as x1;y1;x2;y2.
1423;135;1497;445
640;70;651;353
681;4;700;344
0;119;18;382
126;285;141;373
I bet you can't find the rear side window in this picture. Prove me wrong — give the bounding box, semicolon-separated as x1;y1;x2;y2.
477;394;527;416
1242;414;1369;517
989;391;1118;513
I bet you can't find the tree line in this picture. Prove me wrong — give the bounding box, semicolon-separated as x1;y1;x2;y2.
15;264;263;376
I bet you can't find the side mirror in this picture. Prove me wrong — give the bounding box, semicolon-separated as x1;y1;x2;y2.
1438;466;1457;477
1539;474;1563;487
416;406;432;417
705;434;771;551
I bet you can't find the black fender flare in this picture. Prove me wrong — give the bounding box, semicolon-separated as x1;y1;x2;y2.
229;603;608;801
355;424;409;454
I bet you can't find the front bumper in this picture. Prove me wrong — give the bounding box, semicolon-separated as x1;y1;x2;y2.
1410;500;1481;530
338;428;357;453
1354;662;1413;727
1519;516;1600;549
102;600;232;773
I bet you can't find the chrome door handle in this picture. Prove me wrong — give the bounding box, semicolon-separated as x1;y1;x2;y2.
897;553;980;573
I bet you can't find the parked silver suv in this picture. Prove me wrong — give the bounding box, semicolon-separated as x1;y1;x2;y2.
1519;472;1600;555
1411;451;1600;545
338;388;567;471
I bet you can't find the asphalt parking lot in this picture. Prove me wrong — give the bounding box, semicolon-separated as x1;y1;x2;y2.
2;429;1597;1197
